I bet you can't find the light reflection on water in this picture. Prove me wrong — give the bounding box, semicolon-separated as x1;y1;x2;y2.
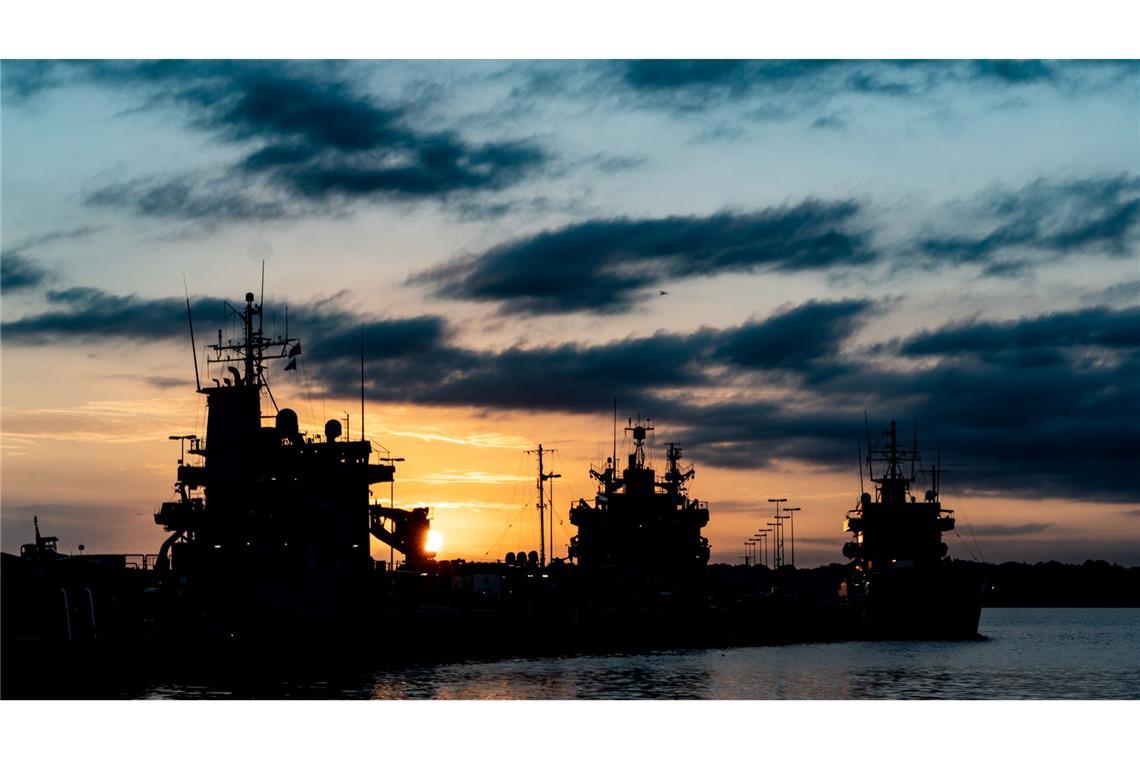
144;608;1140;699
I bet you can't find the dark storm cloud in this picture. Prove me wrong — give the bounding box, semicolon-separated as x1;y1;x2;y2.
916;174;1140;273
0;287;450;362
618;60;844;102
0;60;65;102
970;60;1057;84
319;302;872;412
713;300;876;374
0;288;230;343
2;285;868;414
415;172;1135;317
897;306;1140;357
340;332;703;413
1;253;52;292
605;60;1139;117
8;61;549;222
678;315;1140;502
411;200;873;314
7;284;1137;501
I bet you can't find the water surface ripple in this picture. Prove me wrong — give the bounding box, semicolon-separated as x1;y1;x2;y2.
144;608;1140;699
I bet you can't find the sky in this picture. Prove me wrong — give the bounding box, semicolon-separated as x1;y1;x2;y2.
2;59;1139;566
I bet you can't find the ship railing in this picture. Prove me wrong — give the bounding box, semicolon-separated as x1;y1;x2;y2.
122;554;160;571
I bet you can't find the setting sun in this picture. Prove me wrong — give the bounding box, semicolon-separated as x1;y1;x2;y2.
424;529;444;554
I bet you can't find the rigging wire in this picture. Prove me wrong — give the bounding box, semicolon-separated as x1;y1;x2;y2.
483;502;531;561
481;449;529;559
552;449;581;544
945;467;986;562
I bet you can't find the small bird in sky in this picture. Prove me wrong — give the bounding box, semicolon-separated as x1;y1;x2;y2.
658;290;669;296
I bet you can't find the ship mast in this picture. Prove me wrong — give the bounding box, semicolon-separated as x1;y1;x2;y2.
206;291;299;404
527;444;560;566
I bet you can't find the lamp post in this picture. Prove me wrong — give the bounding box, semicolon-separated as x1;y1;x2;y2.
785;507;802;568
773;515;787;568
755;529;771;569
379;456;405;571
168;434;198;465
766;522;781;568
767;498;787;566
746;539;758;566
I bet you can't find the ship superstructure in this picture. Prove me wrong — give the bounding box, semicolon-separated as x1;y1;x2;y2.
841;419;983;638
569;418;710;598
153;291;430;636
842;420;954;569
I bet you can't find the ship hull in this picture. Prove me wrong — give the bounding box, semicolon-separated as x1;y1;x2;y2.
857;563;985;640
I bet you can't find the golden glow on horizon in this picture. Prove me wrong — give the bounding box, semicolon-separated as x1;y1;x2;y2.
1;346;1137;564
424;529;444;554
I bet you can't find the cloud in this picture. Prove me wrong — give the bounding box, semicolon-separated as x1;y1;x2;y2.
413;173;1135;316
711;299;876;379
916;174;1140;273
896;306;1140;357
6;285;1137;503
1;288;229;344
1;285;870;412
969;522;1054;536
411;199;873;314
810;113;847;131
0;288;452;366
1;225;104;292
1;224;104;258
9;61;550;224
970;60;1058;84
1;253;52;292
1081;279;1140;306
605;60;1139;119
690;304;1140;500
142;376;188;389
85;175;293;222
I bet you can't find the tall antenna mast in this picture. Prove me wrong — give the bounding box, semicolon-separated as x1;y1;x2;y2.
612;398;617;474
537;444;545;567
858;443;864;493
259;260;265;339
360;325;366;442
527;444;559;566
183;274;201;392
547;461;560;562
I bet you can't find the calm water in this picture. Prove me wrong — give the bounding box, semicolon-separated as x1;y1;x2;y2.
144;608;1140;699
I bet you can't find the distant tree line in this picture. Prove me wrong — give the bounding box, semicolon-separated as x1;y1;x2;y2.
707;560;1140;607
957;559;1140;607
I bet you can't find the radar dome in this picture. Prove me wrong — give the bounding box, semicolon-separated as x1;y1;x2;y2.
275;408;299;438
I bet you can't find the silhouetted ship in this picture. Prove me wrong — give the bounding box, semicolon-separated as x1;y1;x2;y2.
149;290;425;636
842;420;985;639
1;288;986;695
571;419;710;603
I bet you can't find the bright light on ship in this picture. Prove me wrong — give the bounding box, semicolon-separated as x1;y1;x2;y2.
424;530;444;554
